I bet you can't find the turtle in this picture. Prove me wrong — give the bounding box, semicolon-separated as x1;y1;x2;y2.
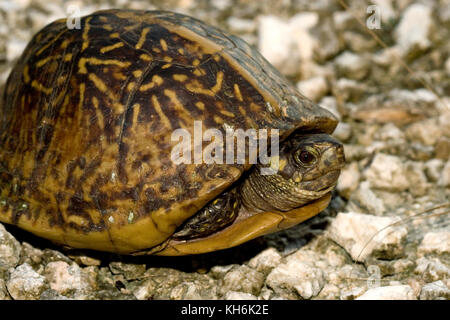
0;9;344;256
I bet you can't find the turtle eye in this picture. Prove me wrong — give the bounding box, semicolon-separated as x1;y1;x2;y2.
294;147;318;166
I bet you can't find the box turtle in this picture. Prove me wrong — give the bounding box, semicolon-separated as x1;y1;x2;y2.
0;9;344;255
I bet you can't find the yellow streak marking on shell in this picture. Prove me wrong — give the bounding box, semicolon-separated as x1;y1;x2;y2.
135;27;150;49
60;39;70;49
162;64;172;69
239;105;247;116
192;59;200;66
36;28;67;56
139;53;152;61
23;65;30;84
64;53;73;62
81;17;92;51
88;73;108;94
100;42;124;53
173;74;188;82
279;158;287;171
164;89;188;115
78;57;131;74
152;75;163;85
78;82;86;118
102;24;113;31
220;109;235;117
110;32;120;38
31;80;52;95
152;47;161;53
36;56;52;68
92;96;105;130
139;82;155;91
113;72;127;81
186;80;214;96
127;82;136;92
160;39;168;51
211;71;224;93
193;69;205;77
234;84;243;102
177;48;184;55
131;103;140;127
195;101;205;111
152;95;172;130
214;115;223;124
139;75;163;91
133;70;143;78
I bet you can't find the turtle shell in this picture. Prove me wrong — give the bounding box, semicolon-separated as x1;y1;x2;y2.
0;9;337;254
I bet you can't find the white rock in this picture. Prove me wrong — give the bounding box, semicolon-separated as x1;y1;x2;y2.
211;0;231;10
227;17;256;33
404;161;430;196
327;212;407;262
424;159;444;182
340;286;366;300
0;223;21;273
374;123;405;142
372;0;397;23
418;231;450;255
333;122;352;142
296;76;328;102
438;161;450;187
247;248;282;275
0;279;9;300
6;263;47;300
220;265;265;296
445;57;450;74
406;118;442;146
318;96;340;119
209;264;236;279
258;13;318;75
364;153;409;191
44;261;93;296
0;0;30;11
419;281;450;300
336;162;360;199
170;282;208;300
332;78;368;103
415;257;450;282
266;259;325;299
333;11;353;30
351;181;386;215
394;3;432;56
334;51;370;80
357;285;416;300
6;38;28;62
388;88;438;104
223;291;258;300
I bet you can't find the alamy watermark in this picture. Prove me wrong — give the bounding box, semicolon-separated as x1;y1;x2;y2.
171;121;280;175
366;5;381;30
66;5;81;30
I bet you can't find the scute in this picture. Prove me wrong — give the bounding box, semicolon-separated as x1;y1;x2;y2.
0;9;337;254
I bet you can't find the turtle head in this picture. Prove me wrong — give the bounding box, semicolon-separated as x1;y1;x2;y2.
152;133;344;256
241;133;345;213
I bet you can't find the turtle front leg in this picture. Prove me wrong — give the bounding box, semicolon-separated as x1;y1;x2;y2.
173;189;241;239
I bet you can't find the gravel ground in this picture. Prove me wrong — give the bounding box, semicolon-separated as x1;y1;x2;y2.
0;0;449;300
